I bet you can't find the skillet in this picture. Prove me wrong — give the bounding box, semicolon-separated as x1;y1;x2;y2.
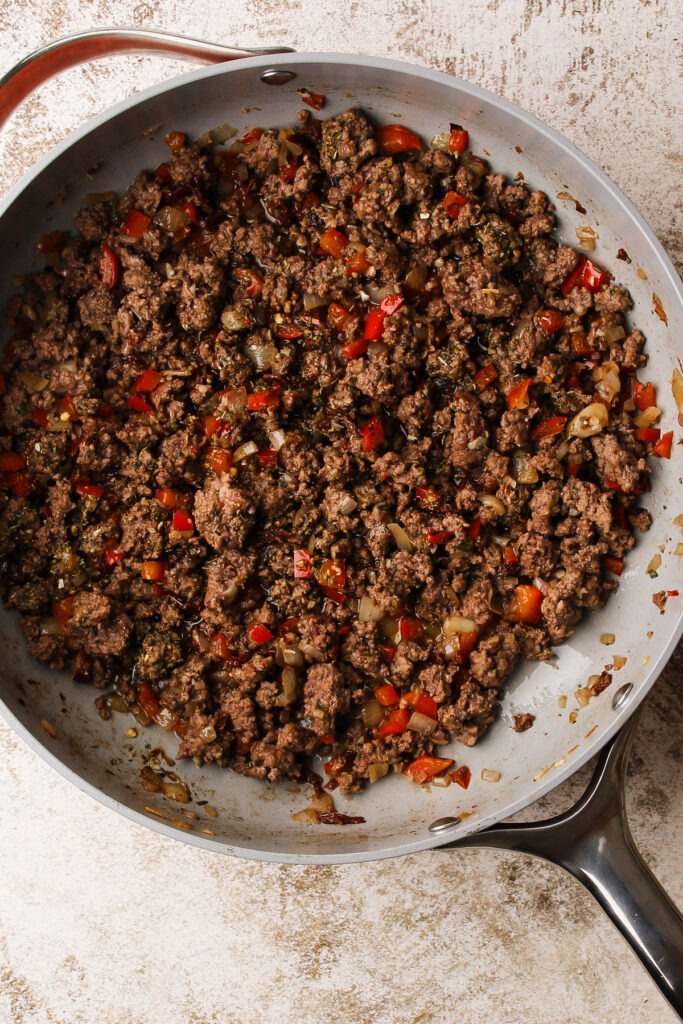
0;30;681;1015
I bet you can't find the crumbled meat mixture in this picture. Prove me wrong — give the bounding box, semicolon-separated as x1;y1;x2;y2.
0;110;661;794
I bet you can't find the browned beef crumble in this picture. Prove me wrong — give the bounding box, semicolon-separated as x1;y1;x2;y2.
0;110;658;793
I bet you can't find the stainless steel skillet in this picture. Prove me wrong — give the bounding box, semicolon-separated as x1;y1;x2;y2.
0;30;681;1016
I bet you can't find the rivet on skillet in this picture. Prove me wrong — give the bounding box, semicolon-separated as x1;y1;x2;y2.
611;682;634;710
260;69;297;85
428;816;461;834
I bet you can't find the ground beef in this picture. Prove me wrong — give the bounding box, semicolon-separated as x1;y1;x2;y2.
0;106;658;795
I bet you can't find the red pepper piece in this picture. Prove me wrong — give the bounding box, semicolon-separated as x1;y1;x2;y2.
153;163;171;183
37;230;67;254
179;200;198;224
236;268;264;297
571;333;593;357
205;447;232;475
293;549;312;579
320;586;346;605
211;633;232;660
0;451;25;472
376;124;423;154
450;765;472;789
401;690;438;718
247;387;280;410
602;555;623;576
561;257;610;296
327;302;353;330
531;415;567;440
405;756;454;784
319;228;349;259
104;541;125;566
99;242;120;289
317;558;347;589
155;488;182;509
128;394;154;415
120;210;152;239
448;125;469;155
172;510;194;532
378;707;410;737
248;623;274;644
425;528;454;545
474;363;498;390
399;617;425;642
375;683;400;707
241;127;263;145
2;471;30;497
446;630;479;665
634;381;656;411
53;596;75;632
132;367;163;393
298;88;325;111
0;373;5;395
340;337;368;360
73;479;104;499
634;427;661;443
345;249;370;275
257;448;278;467
136;681;161;721
379;644;396;664
363;308;386;341
274;324;304;340
443;190;469;219
141;560;166;582
203;414;224;440
468;517;481;540
503;545;519;565
415;486;441;510
31;408;49;428
651;430;673;459
507;378;532;410
164;130;186;153
379;294;405;316
359;417;385;452
506;584;543;625
536;309;565;334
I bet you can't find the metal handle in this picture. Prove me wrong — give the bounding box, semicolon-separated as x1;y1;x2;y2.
0;28;294;129
441;709;683;1019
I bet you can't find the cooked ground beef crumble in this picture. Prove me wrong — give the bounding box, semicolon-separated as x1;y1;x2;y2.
0;108;662;793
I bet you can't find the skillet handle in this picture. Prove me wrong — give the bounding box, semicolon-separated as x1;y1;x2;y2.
440;709;683;1020
0;28;295;129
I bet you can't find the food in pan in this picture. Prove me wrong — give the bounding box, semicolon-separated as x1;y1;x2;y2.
0;105;669;792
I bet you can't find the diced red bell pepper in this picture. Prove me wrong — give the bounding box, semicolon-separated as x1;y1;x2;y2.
363;308;386;341
319;229;349;259
257;448;278;467
73;479;104;499
128;394;154;415
205;447;233;475
571;333;593;358
399;617;425;642
507;378;532;410
136;681;161;721
320;586;346;605
531;415;567;440
425;528;454;545
468;517;481;540
536;309;564;334
53;596;75;632
274;324;304;340
378;707;410;737
179;200;198;224
561;257;610;296
634;427;661;443
359;417;385;452
120;210;152;240
132;367;163;393
236;268;264;297
507;584;543;625
0;451;25;472
172;510;194;532
379;644;396;664
31;408;49;428
247;387;280;410
164;130;187;153
401;690;438;718
327;302;353;330
298;88;325;111
634;381;657;411
211;633;232;660
155;488;182;509
443;191;469;219
448;125;469;156
203;414;224;440
340;337;368;360
104;541;126;566
415;486;441;510
651;430;673;459
317;558;347;589
503;545;519;565
474;363;498;390
99;243;120;289
602;555;623;576
293;549;312;579
375;683;400;707
376;124;423;154
248;623;274;644
140;560;166;582
450;765;472;789
241;127;263;145
446;630;479;665
297;191;321;213
1;471;30;497
379;294;405;317
345;249;370;275
566;461;580;478
405;756;454;784
153;162;171;183
57;396;79;422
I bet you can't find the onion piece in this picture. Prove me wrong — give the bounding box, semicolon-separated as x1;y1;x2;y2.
233;440;258;462
478;493;507;515
430;132;451;152
532;576;549;596
245;341;277;370
154;205;190;233
269;429;287;451
83;190;117;205
291;807;320;824
443;615;478;636
461;152;488;176
217;386;247;415
363;700;384;728
283;646;303;668
161;779;190;803
513;451;539;484
408;711;438;735
17;370;49;392
337;495;357;515
358;595;384;622
367;341;389;358
366;283;399;304
39;616;60;636
480;769;500;783
199;724;217;743
603;324;625;343
368;762;389;784
302;292;329;311
672;368;683;420
388;523;415;553
634;405;662;428
575;225;598;251
567;402;609;438
275;666;298;706
592;361;621;402
221;308;246;332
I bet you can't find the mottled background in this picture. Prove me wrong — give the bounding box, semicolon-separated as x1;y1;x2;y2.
0;2;681;1023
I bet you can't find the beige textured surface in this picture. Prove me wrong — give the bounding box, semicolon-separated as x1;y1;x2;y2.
0;3;681;1023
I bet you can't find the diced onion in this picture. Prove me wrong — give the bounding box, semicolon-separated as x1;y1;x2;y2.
478;493;507;515
430;132;451;152
408;711;438;735
366;283;399;304
368;762;389;783
217;386;247;415
362;700;384;728
467;435;487;451
233;440;258;462
200;724;217;743
567;402;609;438
634;405;662;428
461;152;488;176
575;687;591;707
18;370;49;392
195;123;236;146
221;308;246;332
283;646;304;668
555;441;569;460
358;595;384;622
269;429;287;451
532;576;549;596
592;361;621;402
647;553;661;575
600;633;615;646
513;451;539;484
481;768;500;783
291;808;320;824
367;341;389;358
245;341;277;370
161;779;190;803
300;643;324;661
604;324;625;343
672;368;683;419
443;615;478;636
154;206;190;233
302;292;329;311
337;495;357;515
575;225;598;251
275;666;298;707
388;523;415;553
39;616;60;635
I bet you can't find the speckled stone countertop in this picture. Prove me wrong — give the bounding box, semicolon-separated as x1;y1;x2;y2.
0;3;681;1023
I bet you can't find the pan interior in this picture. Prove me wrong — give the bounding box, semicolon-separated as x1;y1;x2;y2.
0;54;681;862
